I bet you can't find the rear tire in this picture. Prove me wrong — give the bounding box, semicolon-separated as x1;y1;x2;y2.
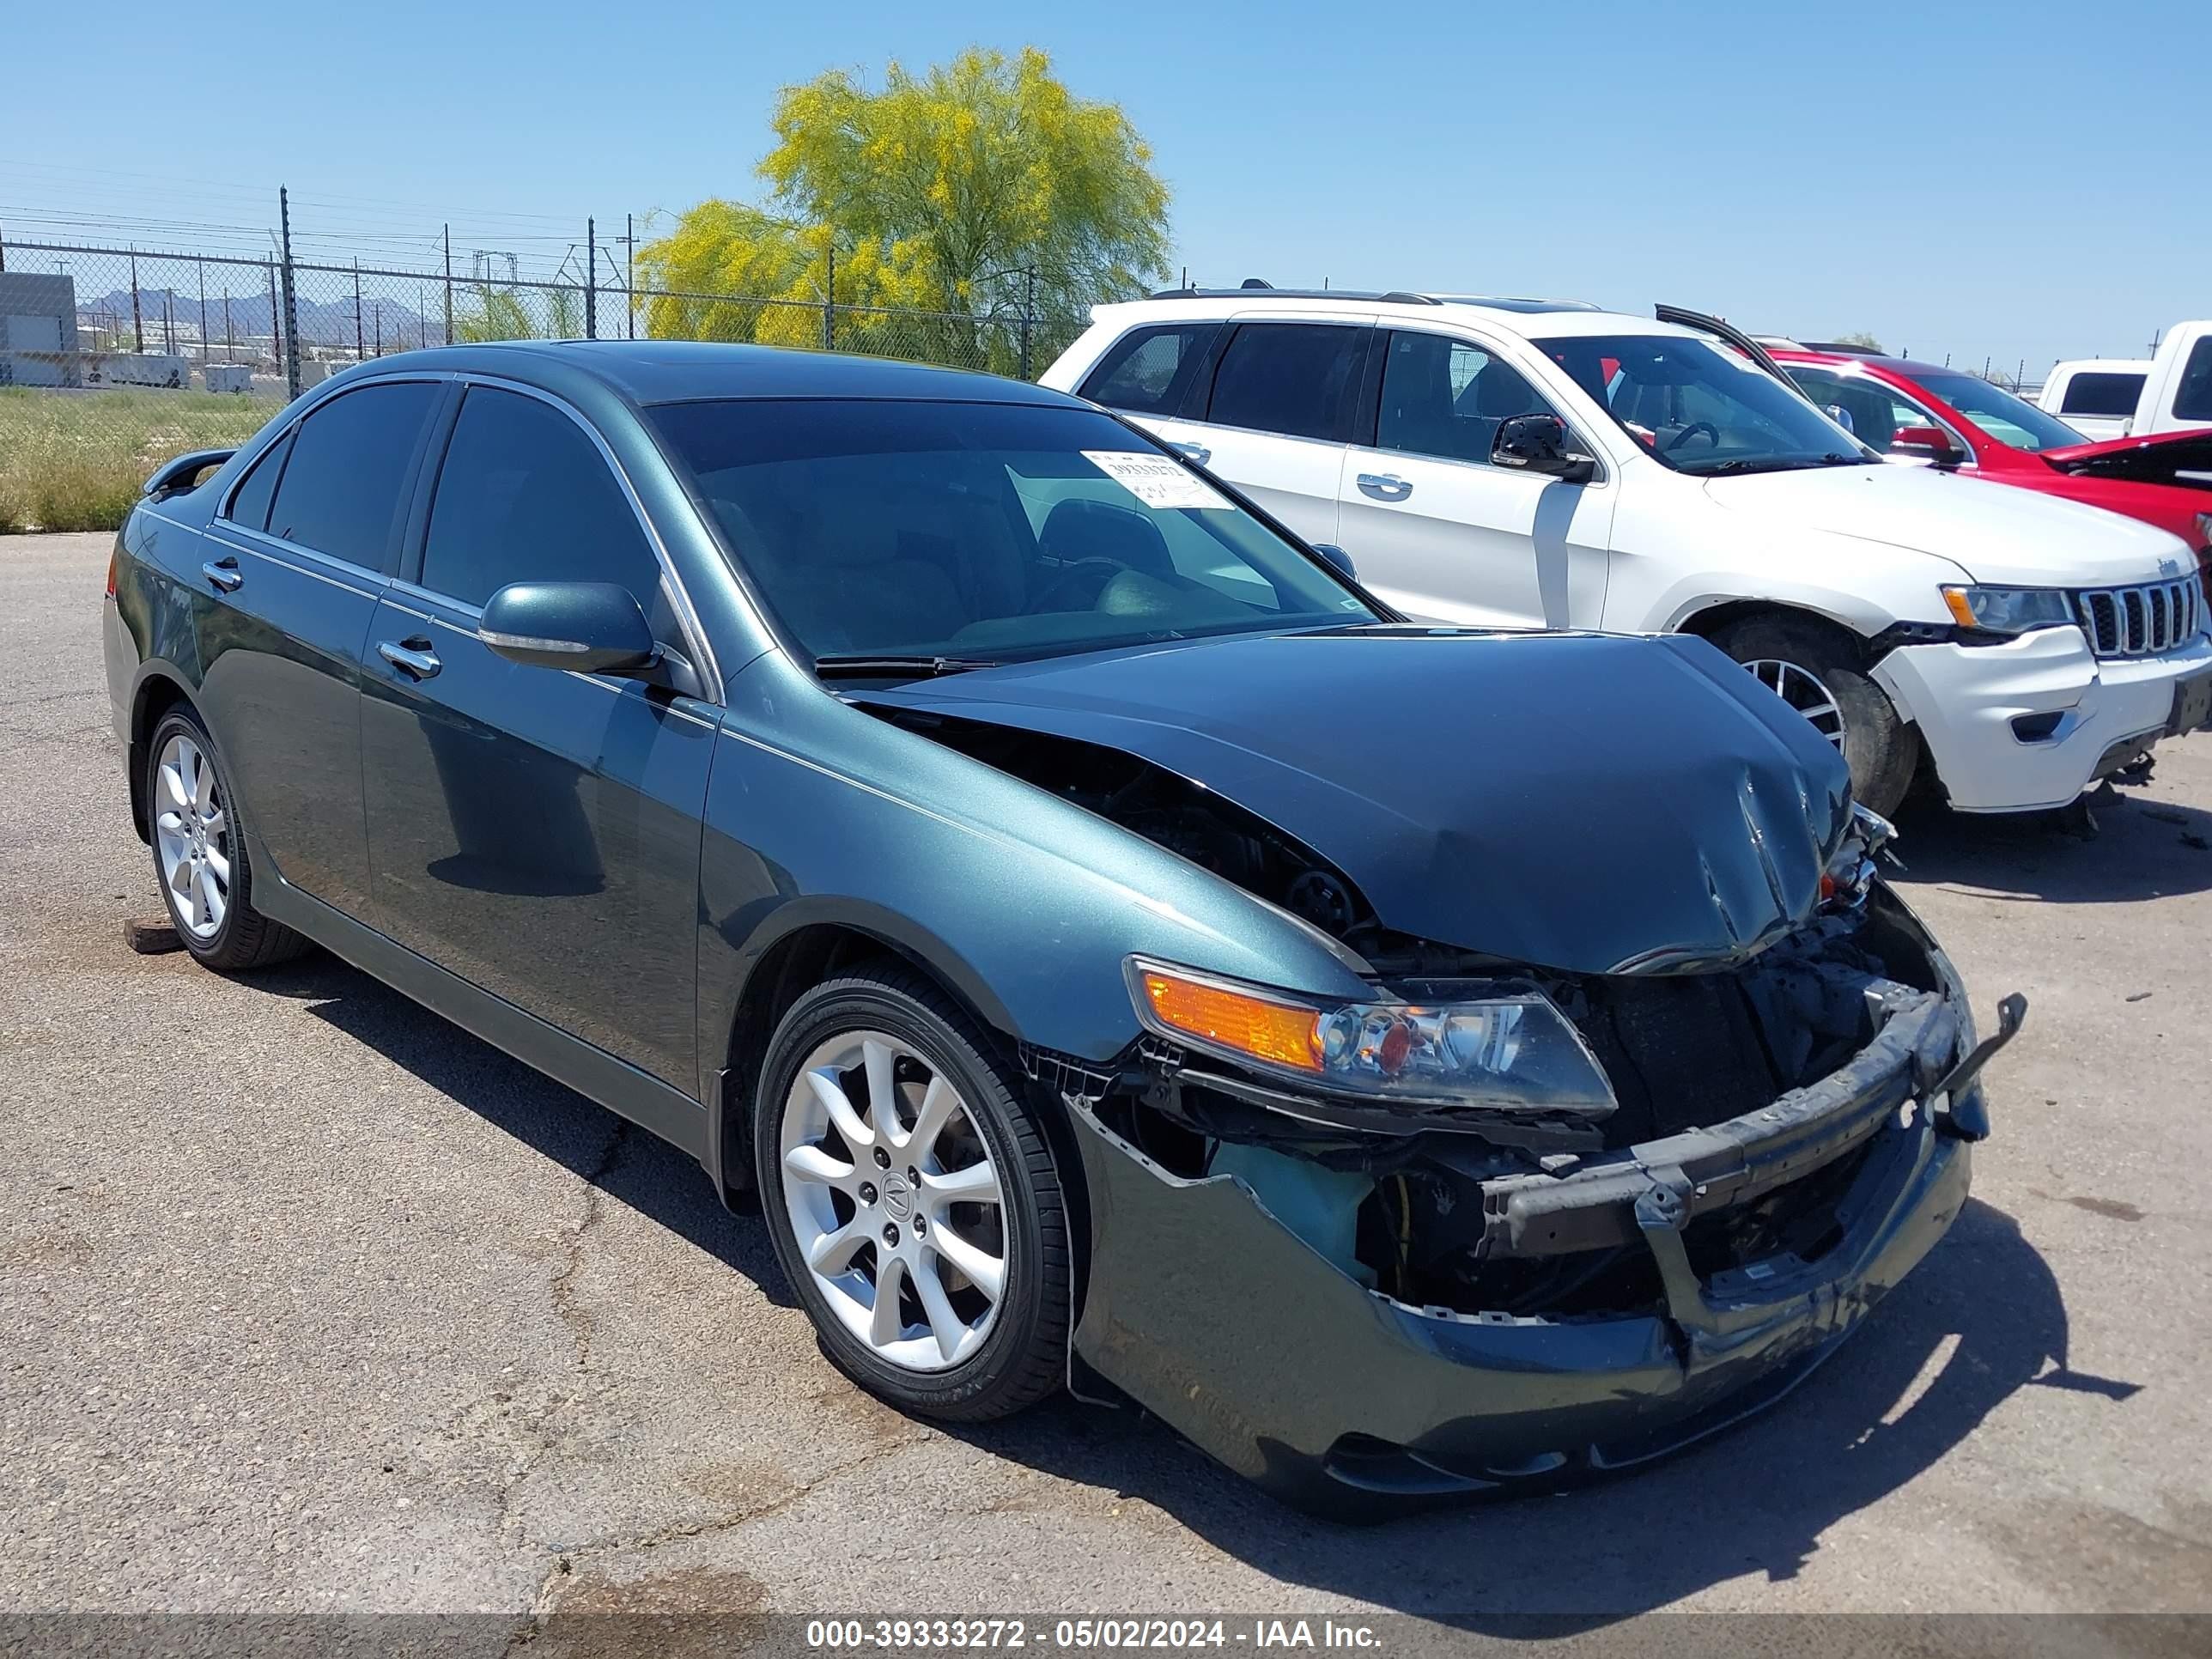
1710;613;1918;817
144;706;309;972
754;965;1069;1423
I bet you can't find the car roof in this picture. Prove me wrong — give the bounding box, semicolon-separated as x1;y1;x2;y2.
1094;293;1704;343
348;338;1087;408
1770;347;1983;383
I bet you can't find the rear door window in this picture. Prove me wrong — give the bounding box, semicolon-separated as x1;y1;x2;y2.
419;386;676;637
265;381;441;571
1078;323;1220;416
1202;322;1368;442
2059;371;2146;418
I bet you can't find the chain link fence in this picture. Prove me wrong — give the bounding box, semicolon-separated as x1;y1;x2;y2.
0;235;1088;532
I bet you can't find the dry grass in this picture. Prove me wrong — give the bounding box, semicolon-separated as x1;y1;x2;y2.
0;388;278;533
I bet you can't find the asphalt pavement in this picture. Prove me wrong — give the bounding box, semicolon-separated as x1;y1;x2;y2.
4;532;2209;1636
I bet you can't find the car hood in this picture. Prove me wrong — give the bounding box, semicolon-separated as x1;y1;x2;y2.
849;627;1852;976
2040;429;2212;493
1703;461;2191;584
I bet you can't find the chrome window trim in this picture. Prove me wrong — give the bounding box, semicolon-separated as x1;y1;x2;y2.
214;372;450;535
204;526;385;601
386;561;725;711
216;422;293;526
429;372;726;704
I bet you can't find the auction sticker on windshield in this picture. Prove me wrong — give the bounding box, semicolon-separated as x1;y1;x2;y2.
1085;451;1234;510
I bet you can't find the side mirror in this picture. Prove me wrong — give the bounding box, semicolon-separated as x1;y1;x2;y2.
1312;543;1357;581
1492;414;1597;483
478;581;660;676
1892;425;1965;466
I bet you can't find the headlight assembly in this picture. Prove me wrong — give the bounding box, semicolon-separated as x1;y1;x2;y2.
1939;585;2074;635
1127;957;1618;1119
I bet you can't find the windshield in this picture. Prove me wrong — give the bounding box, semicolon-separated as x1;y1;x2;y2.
1911;369;2087;452
647;398;1376;668
1537;334;1874;476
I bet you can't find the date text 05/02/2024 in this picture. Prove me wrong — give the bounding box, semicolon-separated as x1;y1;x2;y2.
805;1620;1384;1650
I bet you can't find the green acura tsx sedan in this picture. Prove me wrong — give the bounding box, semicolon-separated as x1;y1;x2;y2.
104;341;2021;1515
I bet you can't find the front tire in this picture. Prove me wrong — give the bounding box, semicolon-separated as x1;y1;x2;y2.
1710;613;1918;817
144;706;308;971
753;966;1070;1422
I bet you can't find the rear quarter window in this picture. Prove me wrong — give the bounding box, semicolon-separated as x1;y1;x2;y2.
222;429;293;532
2174;339;2212;422
1078;323;1221;416
2061;371;2147;418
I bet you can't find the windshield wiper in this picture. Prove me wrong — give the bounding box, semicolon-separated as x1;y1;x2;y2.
811;653;1001;679
1686;453;1868;477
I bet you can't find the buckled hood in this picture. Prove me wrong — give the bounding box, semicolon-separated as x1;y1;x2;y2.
849;627;1852;975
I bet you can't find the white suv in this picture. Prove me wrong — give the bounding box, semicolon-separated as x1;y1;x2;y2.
1042;291;2212;815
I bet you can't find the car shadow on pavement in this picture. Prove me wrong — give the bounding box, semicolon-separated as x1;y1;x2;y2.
953;1197;2136;1625
1889;789;2212;902
252;957;2131;1624
263;952;797;1306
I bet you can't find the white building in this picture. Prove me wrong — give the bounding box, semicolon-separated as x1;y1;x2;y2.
0;271;82;386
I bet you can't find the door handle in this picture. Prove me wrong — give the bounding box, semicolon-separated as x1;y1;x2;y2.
377;639;441;680
1170;441;1212;467
200;557;244;592
1356;473;1413;501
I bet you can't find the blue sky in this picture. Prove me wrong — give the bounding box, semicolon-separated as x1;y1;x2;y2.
3;1;2198;373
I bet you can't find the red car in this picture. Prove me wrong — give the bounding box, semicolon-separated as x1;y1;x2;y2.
1772;346;2212;577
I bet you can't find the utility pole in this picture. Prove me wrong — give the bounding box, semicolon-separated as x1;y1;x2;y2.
354;263;364;360
224;290;234;357
279;186;301;398
625;212;635;338
374;303;382;357
130;248;143;352
443;224;453;346
1019;266;1036;380
163;290;174;356
823;240;836;350
267;265;280;378
585;216;597;339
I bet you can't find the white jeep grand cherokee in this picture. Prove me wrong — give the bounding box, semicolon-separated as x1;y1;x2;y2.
1042;291;2212;815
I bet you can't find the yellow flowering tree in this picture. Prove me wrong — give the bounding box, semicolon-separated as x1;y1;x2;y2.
635;47;1170;373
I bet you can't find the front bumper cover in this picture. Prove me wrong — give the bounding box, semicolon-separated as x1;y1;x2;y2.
1873;625;2212;812
1062;978;2018;1517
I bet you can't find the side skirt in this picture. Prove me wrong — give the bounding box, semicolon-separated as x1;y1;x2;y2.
251;840;712;1164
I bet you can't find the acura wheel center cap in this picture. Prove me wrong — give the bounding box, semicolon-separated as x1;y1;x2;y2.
881;1172;913;1223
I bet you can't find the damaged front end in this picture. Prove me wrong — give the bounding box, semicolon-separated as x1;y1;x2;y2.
1033;840;2025;1516
852;630;2023;1512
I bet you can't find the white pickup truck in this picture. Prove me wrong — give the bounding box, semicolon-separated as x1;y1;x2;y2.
2126;322;2212;437
2038;359;2150;441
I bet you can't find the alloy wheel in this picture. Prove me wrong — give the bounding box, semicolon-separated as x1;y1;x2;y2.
154;732;230;939
778;1030;1008;1373
1744;658;1848;752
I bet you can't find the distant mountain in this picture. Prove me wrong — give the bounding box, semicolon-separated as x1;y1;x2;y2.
76;285;438;348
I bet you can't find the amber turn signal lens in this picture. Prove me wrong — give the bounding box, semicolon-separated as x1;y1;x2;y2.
1942;587;1980;628
1140;970;1324;1073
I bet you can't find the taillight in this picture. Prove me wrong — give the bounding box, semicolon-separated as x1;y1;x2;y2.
105;550;118;601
